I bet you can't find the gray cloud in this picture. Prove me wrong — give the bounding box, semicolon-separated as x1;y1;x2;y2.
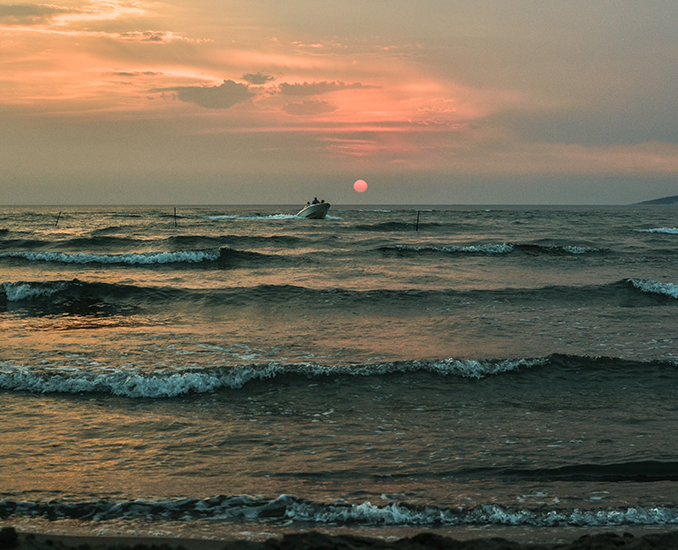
171;80;254;109
243;72;275;85
114;71;163;77
0;4;72;25
282;100;338;116
279;81;372;96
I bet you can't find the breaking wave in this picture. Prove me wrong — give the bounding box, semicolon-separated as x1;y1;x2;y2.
2;278;677;316
1;354;677;399
635;228;678;234
628;278;678;299
2;494;678;527
382;243;605;256
387;243;514;255
0;358;544;398
0;249;222;265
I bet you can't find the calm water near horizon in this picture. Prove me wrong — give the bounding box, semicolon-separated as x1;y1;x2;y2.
1;204;678;544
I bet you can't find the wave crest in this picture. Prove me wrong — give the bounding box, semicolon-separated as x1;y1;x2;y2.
2;494;678;527
0;249;222;265
1;281;70;301
629;278;678;299
634;227;678;234
0;358;544;398
386;244;514;255
383;243;604;257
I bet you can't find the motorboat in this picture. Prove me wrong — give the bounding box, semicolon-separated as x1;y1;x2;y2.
296;202;330;219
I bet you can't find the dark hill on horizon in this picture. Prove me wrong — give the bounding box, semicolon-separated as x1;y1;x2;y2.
635;194;678;205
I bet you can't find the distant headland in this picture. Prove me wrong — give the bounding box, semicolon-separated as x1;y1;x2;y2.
635;194;678;205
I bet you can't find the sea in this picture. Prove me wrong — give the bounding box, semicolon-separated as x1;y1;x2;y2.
1;204;678;545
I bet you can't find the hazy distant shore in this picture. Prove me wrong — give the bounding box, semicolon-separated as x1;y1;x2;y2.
5;527;678;550
634;194;678;205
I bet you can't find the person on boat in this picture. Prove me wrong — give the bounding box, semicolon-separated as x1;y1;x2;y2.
312;197;319;204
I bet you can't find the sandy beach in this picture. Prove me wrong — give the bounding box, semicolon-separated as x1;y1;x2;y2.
4;527;678;550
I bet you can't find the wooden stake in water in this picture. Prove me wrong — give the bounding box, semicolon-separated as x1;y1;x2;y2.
415;210;420;232
54;211;61;227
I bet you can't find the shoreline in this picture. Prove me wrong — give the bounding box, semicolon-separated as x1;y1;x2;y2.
4;527;678;550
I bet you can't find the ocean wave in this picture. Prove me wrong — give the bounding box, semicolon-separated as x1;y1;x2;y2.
0;238;55;251
628;279;678;299
0;279;170;318
0;358;545;398
498;243;606;255
202;214;300;220
388;244;514;255
0;245;292;269
0;279;173;304
2;494;678;527
1;281;70;301
3;354;676;399
502;460;678;482
0;249;222;265
286;500;678;527
0;234;305;254
634;227;678;234
3;278;674;314
357;222;439;232
382;243;605;257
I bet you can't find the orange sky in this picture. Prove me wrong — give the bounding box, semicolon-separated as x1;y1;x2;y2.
2;0;678;204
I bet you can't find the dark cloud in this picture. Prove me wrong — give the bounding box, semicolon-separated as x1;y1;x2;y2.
282;100;338;116
279;81;372;96
114;71;163;77
0;4;72;25
171;80;254;109
243;72;275;85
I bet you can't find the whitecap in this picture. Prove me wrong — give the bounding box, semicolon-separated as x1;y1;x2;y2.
634;228;678;234
1;281;69;301
629;279;678;299
0;358;543;398
0;249;221;265
395;244;514;255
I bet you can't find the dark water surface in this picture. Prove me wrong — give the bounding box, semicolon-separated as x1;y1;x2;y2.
1;205;678;543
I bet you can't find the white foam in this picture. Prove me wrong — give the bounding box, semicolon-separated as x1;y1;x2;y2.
562;246;600;254
0;249;221;265
1;281;68;301
4;494;678;526
0;363;282;397
287;500;678;527
426;358;543;379
0;359;542;398
634;227;678;234
395;244;514;255
629;279;678;299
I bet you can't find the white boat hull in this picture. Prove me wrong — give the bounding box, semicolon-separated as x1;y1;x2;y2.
296;203;330;219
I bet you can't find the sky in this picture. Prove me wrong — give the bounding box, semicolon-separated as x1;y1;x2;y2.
1;0;678;205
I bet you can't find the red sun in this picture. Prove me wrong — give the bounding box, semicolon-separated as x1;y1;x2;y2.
353;179;368;193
